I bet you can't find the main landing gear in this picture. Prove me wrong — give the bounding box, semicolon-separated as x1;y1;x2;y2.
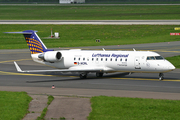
79;73;87;79
96;72;104;77
159;73;164;81
79;72;104;79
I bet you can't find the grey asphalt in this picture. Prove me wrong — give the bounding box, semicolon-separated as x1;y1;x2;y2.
44;96;91;120
0;20;180;25
1;41;180;119
0;41;180;96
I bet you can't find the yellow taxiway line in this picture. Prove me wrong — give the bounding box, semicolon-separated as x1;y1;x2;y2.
0;59;31;63
0;70;180;82
112;77;180;82
0;50;179;82
0;70;73;77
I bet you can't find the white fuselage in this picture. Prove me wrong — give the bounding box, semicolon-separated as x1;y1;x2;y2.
31;50;175;73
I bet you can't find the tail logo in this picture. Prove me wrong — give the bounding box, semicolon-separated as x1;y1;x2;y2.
25;37;43;54
5;30;54;54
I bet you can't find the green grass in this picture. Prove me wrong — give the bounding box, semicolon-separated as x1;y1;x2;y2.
86;1;180;4
88;96;180;120
0;91;32;120
1;24;180;49
166;55;180;68
47;95;54;105
36;95;54;120
0;5;180;20
36;107;48;120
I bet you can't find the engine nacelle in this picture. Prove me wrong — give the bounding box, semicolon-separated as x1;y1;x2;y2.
38;51;62;62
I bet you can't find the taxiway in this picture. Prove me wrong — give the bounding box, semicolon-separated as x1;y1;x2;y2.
0;41;180;99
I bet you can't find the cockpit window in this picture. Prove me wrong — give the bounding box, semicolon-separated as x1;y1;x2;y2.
155;56;164;60
147;56;164;60
147;56;155;60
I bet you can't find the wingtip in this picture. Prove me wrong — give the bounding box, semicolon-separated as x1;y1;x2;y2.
14;61;23;72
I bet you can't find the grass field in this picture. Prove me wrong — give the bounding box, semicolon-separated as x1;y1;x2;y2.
0;5;180;20
88;96;180;120
0;91;32;120
1;24;180;49
1;4;180;120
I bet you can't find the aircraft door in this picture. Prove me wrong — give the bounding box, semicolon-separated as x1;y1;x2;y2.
134;57;141;69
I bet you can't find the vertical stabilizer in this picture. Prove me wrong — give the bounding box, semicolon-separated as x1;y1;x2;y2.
22;30;53;54
5;30;53;54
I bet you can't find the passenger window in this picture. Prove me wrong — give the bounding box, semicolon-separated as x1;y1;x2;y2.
125;59;127;61
74;58;76;60
101;58;103;61
79;58;80;61
120;58;122;61
115;59;117;61
83;58;85;61
110;58;112;61
92;58;94;61
105;58;107;61
96;58;98;61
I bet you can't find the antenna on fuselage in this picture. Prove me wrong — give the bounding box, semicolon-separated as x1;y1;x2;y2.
133;48;136;51
102;48;105;51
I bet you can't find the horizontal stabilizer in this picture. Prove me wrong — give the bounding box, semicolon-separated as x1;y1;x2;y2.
5;30;53;54
4;31;34;34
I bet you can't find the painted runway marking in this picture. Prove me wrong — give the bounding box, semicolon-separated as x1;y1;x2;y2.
0;71;65;77
1;57;179;82
0;52;29;54
1;70;180;82
152;50;180;53
0;59;31;63
112;77;180;82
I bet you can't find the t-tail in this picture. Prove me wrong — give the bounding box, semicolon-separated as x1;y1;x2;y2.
5;30;53;54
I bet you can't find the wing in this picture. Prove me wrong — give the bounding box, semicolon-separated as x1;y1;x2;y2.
14;61;112;73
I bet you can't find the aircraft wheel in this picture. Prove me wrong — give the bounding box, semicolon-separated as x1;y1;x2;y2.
159;73;164;81
96;72;103;77
80;73;87;79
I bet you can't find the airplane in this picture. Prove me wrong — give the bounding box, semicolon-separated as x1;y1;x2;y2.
5;30;175;80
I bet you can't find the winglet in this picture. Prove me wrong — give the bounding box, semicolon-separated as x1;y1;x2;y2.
14;61;23;72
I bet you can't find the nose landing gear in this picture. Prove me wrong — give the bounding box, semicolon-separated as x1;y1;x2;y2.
159;73;164;81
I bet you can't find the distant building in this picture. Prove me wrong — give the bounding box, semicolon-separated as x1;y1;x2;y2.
59;0;85;4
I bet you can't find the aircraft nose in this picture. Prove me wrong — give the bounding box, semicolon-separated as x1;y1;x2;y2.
160;60;175;71
169;64;175;70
